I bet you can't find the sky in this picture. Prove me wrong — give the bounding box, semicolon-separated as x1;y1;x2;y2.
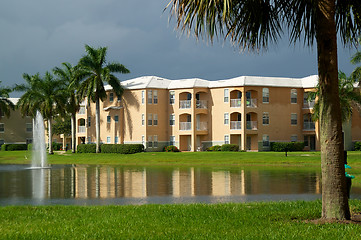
1;0;359;97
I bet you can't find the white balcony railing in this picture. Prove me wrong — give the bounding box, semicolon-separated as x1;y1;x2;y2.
196;100;207;109
303;122;315;130
78;126;86;133
230;121;242;130
230;99;242;108
246;121;257;130
196;122;207;131
303;101;315;109
246;99;257;108
180;122;192;130
180;100;191;109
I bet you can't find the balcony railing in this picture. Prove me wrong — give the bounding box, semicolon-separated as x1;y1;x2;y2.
246;121;257;130
303;122;315;130
230;99;242;108
196;122;207;131
246;99;257;108
79;107;86;114
180;100;191;109
230;121;242;130
196;100;207;109
303;101;315;109
78;126;86;133
180;122;192;130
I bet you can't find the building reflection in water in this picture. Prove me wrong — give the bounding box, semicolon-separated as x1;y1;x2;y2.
0;165;322;200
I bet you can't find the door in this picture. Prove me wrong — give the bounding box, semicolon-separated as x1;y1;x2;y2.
246;136;251;150
310;135;316;151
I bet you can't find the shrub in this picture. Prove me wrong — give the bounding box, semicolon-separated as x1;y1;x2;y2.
354;142;361;151
77;144;96;153
52;142;62;151
27;144;33;151
221;144;239;152
101;144;144;154
270;142;305;152
207;145;222;151
1;144;28;151
164;145;180;152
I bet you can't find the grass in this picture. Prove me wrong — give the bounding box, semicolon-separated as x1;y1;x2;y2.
1;200;361;239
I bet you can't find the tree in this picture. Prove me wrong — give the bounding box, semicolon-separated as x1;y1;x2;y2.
351;38;361;83
76;45;130;153
53;62;81;153
167;0;361;220
52;114;71;137
0;82;15;118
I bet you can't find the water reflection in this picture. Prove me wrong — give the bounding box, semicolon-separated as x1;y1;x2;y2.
0;164;324;203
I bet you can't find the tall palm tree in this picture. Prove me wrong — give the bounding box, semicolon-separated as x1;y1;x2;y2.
76;45;130;153
53;62;81;153
0;82;15;118
351;38;361;83
167;0;361;220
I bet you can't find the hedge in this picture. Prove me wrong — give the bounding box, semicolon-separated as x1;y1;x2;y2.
77;144;96;153
101;144;144;154
270;142;305;152
164;145;180;152
1;144;28;151
207;145;222;151
221;144;239;152
354;142;361;151
52;142;62;151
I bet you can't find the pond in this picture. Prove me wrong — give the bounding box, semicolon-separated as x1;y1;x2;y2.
0;164;359;206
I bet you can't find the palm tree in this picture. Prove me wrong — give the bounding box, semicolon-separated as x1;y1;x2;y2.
167;0;361;220
53;62;81;153
0;82;15;118
351;38;361;83
76;45;130;153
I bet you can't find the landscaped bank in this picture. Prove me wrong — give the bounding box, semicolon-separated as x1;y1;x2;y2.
1;201;361;239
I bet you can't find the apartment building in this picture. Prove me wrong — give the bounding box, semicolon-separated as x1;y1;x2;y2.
75;75;361;152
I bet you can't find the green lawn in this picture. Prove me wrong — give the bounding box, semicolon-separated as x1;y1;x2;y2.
1;200;361;239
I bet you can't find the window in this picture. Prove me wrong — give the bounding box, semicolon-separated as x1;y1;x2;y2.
115;136;119;144
224;135;230;144
148;135;153;148
0;123;4;132
153;114;158;126
148;113;152;126
262;112;269;125
88;117;91;127
291;113;297;125
107;116;111;123
262;88;269;103
107;136;111;144
109;92;114;102
169;91;175;104
224;89;229;102
142;114;145;126
154;135;158;148
0;139;4;145
117;96;121;102
26;123;32;132
262;134;270;147
141;90;145;104
291;89;297;104
114;115;119;123
224;113;229;125
148;90;152;104
26;139;32;144
170;136;175;146
79;106;86;114
291;135;298;142
153;90;158;104
170;114;175;126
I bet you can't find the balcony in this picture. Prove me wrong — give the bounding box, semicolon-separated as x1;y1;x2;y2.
196;100;207;109
246;99;257;108
303;101;315;109
230;121;242;130
246;121;257;130
78;126;86;133
79;106;86;114
180;100;191;109
180;122;192;131
230;99;242;108
303;122;315;130
196;122;207;131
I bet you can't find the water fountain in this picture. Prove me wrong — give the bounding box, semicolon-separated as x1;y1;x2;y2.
31;111;49;168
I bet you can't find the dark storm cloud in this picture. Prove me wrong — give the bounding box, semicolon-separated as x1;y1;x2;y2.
0;0;357;97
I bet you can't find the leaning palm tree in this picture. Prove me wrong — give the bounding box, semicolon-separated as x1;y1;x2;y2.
76;45;130;153
167;0;361;220
53;62;81;153
0;82;15;118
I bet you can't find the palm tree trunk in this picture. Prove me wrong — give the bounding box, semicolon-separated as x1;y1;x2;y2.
71;114;76;153
95;99;101;153
48;118;53;154
316;0;350;220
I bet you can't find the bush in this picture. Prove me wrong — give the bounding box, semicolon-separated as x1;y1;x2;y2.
354;142;361;151
77;144;96;153
207;145;222;151
27;144;33;151
221;144;239;152
52;142;62;151
270;142;305;152
164;145;180;152
101;144;144;154
1;144;28;151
